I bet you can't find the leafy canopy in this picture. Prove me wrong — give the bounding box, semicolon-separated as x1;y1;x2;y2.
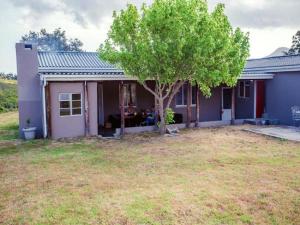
99;0;249;97
21;28;83;52
288;31;300;55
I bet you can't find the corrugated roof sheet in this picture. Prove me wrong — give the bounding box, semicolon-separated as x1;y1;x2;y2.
38;51;300;77
245;55;300;73
38;51;124;75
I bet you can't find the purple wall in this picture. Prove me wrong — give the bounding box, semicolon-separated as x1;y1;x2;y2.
265;72;300;125
170;87;223;122
235;81;255;119
50;83;85;139
101;81;224;124
101;81;155;123
88;82;98;136
16;43;43;138
49;82;98;139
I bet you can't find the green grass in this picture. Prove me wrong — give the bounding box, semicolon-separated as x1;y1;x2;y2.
0;79;17;113
0;112;300;224
0;111;19;140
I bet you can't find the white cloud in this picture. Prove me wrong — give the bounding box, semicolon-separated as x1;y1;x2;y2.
0;0;298;73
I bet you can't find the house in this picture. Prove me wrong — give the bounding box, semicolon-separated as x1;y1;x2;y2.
16;43;300;139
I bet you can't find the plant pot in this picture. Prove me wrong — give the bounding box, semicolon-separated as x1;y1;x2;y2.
22;127;37;140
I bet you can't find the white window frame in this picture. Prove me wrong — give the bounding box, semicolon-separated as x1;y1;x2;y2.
175;84;196;108
238;81;251;99
59;93;82;117
123;83;137;108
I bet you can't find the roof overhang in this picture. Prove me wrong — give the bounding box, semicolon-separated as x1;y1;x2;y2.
239;73;274;80
244;65;300;73
40;74;137;81
40;73;274;82
38;68;124;74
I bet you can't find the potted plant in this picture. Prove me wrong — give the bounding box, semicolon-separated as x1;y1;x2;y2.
22;118;37;140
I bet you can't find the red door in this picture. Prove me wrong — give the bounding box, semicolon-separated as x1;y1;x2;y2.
256;81;265;118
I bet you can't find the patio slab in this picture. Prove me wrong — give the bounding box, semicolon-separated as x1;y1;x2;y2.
245;126;300;142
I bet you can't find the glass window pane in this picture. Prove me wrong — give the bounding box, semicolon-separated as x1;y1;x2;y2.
124;85;129;106
72;94;81;101
130;84;136;106
239;82;244;97
59;93;70;101
192;86;197;105
72;100;81;108
176;87;183;105
245;85;250;98
183;84;188;105
72;108;81;115
60;101;70;109
60;108;70;116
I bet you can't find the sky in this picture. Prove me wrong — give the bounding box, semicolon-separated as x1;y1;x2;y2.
0;0;299;73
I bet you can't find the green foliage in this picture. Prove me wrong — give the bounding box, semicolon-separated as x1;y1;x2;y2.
21;28;83;51
99;0;249;134
0;79;18;113
288;30;300;55
0;72;17;80
99;0;249;96
165;108;175;125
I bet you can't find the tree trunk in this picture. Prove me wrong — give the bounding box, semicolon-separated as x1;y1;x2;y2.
158;98;166;135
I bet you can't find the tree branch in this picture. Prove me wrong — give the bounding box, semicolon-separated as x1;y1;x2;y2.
166;80;185;109
141;82;158;99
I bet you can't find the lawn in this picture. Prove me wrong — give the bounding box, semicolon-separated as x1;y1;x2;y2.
0;112;299;225
0;79;18;113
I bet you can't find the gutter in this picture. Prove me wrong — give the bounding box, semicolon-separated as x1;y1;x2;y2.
40;75;48;138
41;74;137;81
239;73;274;80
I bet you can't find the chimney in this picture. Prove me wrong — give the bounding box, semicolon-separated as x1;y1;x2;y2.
16;43;43;138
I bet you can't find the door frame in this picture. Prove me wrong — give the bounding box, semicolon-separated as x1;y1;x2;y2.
253;80;257;119
221;87;232;121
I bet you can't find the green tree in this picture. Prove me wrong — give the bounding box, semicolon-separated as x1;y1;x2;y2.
99;0;249;134
21;28;83;51
288;31;300;55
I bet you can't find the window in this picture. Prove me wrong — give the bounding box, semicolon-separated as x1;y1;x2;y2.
59;93;82;116
124;83;137;107
239;81;251;98
176;83;197;106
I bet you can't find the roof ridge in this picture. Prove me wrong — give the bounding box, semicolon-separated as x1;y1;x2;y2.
38;51;98;54
248;54;300;61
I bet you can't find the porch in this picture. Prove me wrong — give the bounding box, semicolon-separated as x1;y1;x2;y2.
44;78;271;139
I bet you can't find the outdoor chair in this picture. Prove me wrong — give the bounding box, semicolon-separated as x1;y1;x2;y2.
291;106;300;127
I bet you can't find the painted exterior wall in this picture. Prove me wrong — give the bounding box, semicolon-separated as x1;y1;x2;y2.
101;81;155;123
101;81;224;124
235;81;255;119
49;82;98;139
170;87;223;122
16;43;43;138
50;83;85;139
87;82;98;136
265;72;300;125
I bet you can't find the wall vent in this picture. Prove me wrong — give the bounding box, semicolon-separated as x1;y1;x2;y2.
24;44;32;50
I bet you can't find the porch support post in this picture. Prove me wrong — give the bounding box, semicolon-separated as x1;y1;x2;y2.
119;81;125;136
154;83;159;128
195;85;200;127
84;81;90;136
45;83;52;138
231;87;235;125
186;82;192;128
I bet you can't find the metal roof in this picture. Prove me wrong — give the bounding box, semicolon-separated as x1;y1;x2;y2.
38;51;300;80
245;55;300;73
38;51;124;75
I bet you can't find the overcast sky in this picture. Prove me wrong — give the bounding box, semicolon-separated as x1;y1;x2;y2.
1;0;299;73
